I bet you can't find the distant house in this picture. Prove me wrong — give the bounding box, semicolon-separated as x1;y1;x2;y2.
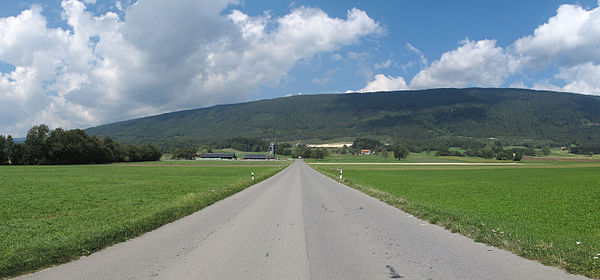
197;153;237;160
560;146;568;150
242;154;276;160
360;149;371;155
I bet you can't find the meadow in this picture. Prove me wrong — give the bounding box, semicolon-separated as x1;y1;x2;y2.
0;160;289;278
308;151;465;163
313;161;600;278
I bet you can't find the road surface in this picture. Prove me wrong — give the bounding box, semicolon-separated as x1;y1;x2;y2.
18;160;588;279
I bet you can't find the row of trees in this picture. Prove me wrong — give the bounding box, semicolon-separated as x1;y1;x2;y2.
212;137;269;152
0;125;161;165
290;144;329;159
570;144;600;156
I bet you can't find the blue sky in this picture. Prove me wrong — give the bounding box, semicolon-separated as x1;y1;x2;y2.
1;0;599;136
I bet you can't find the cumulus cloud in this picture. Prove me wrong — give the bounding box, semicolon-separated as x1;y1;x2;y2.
353;39;518;93
514;3;600;95
514;3;600;68
357;2;600;95
410;39;518;89
556;63;600;95
0;0;381;136
353;74;408;93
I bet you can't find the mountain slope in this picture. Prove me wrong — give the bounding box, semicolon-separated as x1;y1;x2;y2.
86;88;600;148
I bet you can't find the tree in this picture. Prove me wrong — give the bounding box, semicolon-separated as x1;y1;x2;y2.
310;148;328;159
539;146;551;156
352;137;381;150
96;136;123;163
495;150;512;160
435;146;450;156
292;144;312;159
138;145;162;161
393;145;409;160
513;150;523;161
381;149;388;160
0;135;8;164
341;145;348;155
172;147;196;160
10;143;25;165
5;135;14;164
24;124;50;164
47;128;97;164
479;144;497;159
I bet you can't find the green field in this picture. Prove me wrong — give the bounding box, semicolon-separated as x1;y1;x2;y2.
0;161;288;278
313;163;600;278
307;152;466;163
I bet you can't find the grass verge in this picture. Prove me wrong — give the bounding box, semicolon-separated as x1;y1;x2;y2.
311;163;600;279
0;161;289;278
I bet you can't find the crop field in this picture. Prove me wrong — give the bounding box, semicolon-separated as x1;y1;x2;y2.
308;152;466;163
313;162;600;278
0;161;289;278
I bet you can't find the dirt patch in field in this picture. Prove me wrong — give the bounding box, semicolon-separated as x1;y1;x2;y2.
308;162;520;166
524;156;600;162
115;163;281;167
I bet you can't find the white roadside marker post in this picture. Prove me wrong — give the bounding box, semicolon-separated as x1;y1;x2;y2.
340;169;343;180
252;172;255;181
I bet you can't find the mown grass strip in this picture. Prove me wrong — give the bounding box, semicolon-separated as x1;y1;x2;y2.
0;162;289;278
312;164;600;279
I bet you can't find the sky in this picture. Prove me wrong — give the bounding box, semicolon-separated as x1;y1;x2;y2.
1;0;600;137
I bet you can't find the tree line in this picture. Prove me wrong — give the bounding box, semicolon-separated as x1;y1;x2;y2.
570;144;600;156
212;137;269;152
0;125;161;165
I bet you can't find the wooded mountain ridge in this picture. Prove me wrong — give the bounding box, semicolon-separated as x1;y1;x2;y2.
85;88;600;151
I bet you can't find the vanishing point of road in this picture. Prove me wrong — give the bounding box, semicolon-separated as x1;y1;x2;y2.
18;160;588;280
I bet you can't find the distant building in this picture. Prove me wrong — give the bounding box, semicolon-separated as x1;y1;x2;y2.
197;153;237;160
560;146;567;150
360;149;371;155
243;154;276;160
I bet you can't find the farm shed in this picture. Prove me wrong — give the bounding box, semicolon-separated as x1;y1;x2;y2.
198;153;237;160
242;154;276;160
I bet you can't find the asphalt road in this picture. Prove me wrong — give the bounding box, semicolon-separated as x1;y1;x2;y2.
18;160;588;280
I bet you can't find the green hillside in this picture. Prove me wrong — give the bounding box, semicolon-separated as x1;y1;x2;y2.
86;88;600;150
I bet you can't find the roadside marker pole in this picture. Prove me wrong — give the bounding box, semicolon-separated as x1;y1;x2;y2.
252;172;255;181
340;169;343;180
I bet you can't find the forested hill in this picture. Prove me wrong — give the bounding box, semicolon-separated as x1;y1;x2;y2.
86;88;600;149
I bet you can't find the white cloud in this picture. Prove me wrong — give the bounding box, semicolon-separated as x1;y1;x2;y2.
355;74;408;93
410;39;518;89
514;3;600;68
330;53;342;61
556;63;600;95
406;42;427;66
374;59;392;69
347;51;368;60
312;77;330;85
531;80;563;93
354;2;600;96
0;1;382;136
513;2;600;95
